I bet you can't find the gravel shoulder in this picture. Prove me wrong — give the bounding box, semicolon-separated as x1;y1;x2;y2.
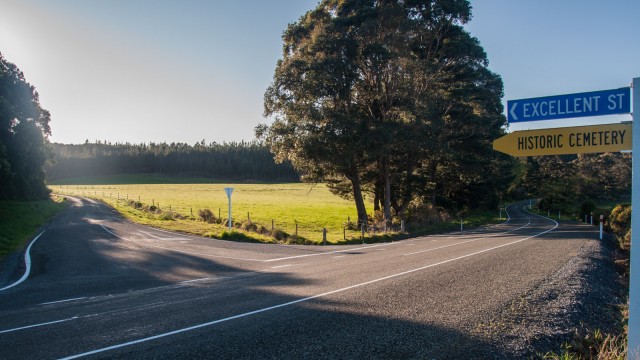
473;221;625;358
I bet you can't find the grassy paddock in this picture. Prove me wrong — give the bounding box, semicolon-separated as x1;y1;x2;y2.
50;182;375;243
49;179;501;244
0;196;67;260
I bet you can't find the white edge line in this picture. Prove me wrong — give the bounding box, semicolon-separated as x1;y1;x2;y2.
40;297;87;306
263;242;391;262
0;230;46;292
0;316;78;335
60;217;558;360
403;217;531;257
100;225;263;262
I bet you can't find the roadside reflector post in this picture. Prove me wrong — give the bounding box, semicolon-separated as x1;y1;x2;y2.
401;220;405;233
599;215;604;240
590;212;593;226
460;219;463;232
585;214;587;223
224;187;234;231
322;228;327;245
272;219;275;231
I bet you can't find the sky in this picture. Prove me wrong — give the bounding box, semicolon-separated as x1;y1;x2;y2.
0;0;638;145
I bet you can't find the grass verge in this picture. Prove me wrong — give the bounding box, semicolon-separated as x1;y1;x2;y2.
0;195;67;260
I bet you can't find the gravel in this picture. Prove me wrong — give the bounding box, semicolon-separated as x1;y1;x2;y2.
473;232;625;358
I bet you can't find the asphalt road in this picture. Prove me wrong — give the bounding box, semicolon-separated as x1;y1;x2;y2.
0;197;599;359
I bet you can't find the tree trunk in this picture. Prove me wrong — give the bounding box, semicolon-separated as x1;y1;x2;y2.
383;157;392;222
350;174;368;227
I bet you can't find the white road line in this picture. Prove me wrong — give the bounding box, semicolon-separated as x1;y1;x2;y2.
0;230;46;292
270;264;292;269
40;297;87;306
59;216;558;360
263;243;392;262
179;278;216;284
404;220;532;257
100;225;264;262
0;316;79;335
137;231;185;241
333;255;346;258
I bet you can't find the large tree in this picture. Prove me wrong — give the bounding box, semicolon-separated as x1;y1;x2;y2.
0;53;52;200
260;0;507;224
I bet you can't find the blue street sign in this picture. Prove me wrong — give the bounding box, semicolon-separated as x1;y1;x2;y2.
507;87;631;123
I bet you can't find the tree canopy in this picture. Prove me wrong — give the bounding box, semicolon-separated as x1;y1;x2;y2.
0;53;52;200
260;0;510;225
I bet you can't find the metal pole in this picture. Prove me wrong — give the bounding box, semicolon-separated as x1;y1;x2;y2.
628;76;640;359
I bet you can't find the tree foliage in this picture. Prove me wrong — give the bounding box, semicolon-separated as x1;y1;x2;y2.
511;153;632;212
260;0;509;224
46;141;299;182
0;53;52;200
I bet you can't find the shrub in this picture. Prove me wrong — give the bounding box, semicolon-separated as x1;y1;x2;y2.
159;211;174;221
610;204;631;236
272;229;288;241
198;208;215;223
241;221;258;232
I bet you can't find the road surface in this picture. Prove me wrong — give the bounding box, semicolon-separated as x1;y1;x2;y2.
0;197;599;359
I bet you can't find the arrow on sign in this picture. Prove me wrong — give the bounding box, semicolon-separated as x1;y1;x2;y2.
493;123;632;157
509;103;518;121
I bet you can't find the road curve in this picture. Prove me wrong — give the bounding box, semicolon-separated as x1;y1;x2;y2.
0;197;599;359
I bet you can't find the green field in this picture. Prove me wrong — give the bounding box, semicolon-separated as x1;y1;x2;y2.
49;180;374;244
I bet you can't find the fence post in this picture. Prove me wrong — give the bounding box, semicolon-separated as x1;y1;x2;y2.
323;228;327;245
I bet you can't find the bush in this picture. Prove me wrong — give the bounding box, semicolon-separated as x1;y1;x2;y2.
198;208;215;223
609;204;631;249
272;229;288;241
159;211;174;221
241;221;258;232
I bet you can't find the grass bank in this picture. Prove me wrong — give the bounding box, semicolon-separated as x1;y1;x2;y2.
0;195;67;260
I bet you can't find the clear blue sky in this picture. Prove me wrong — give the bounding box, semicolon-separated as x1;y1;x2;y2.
0;0;638;145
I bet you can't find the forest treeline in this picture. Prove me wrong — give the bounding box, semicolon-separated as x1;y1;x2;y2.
45;141;300;182
0;53;52;200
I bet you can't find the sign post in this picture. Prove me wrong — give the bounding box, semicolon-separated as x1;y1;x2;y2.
503;82;638;357
224;187;234;231
629;77;640;359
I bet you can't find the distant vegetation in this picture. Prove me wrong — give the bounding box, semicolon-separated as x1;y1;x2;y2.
46;141;300;183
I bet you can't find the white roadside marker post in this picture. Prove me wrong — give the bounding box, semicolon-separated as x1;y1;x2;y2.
224;187;234;231
599;215;604;241
629;77;640;359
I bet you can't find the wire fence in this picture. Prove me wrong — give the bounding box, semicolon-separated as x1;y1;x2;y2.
50;186;405;244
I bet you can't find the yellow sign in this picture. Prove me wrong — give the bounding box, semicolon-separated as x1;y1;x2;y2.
493;123;632;156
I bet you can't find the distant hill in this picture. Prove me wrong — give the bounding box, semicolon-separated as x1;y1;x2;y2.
46;141;300;183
